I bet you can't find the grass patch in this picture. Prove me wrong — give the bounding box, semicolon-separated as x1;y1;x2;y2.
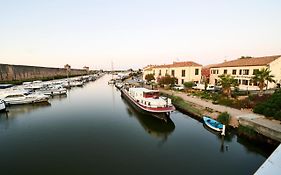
238;125;257;137
162;93;202;117
217;112;231;125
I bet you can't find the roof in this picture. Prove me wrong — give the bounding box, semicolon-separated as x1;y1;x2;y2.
129;87;159;93
144;61;202;70
211;55;281;68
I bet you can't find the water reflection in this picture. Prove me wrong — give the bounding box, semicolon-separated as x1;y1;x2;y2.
2;102;51;118
121;97;175;142
203;124;234;153
49;94;67;102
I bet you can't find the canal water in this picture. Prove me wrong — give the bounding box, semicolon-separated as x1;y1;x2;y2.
0;75;274;175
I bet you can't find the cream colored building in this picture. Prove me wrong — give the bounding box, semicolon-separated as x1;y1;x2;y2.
210;55;281;90
143;61;202;85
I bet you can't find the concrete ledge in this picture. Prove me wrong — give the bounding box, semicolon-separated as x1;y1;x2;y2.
239;114;281;142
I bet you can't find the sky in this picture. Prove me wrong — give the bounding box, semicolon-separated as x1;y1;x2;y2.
0;0;281;70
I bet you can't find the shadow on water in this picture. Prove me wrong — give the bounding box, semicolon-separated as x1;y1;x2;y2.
121;96;175;143
202;123;275;157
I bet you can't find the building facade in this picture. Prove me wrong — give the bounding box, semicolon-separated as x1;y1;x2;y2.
143;61;202;85
209;55;281;90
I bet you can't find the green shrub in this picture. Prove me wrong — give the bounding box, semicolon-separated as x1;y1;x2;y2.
217;112;231;125
273;111;281;120
253;89;281;120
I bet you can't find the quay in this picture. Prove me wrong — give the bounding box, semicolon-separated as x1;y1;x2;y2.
159;89;281;142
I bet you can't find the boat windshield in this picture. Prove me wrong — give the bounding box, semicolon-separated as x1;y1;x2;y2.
143;92;159;98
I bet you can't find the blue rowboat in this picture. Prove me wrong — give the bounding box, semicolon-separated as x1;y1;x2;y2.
203;116;225;134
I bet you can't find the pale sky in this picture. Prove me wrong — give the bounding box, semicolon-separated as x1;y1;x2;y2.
0;0;281;70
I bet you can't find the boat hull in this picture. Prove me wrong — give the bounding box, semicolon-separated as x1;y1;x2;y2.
203;116;224;132
0;100;6;112
120;88;175;121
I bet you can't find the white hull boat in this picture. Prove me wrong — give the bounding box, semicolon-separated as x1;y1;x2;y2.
0;99;6;112
0;91;49;105
37;85;67;96
121;87;175;115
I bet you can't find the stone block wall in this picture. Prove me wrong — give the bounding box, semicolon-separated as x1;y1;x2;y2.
0;64;87;82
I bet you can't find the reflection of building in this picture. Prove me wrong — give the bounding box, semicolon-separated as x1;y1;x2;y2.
209;55;281;90
143;61;202;85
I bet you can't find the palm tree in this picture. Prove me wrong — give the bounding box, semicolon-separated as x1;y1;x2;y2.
218;74;238;97
251;68;275;96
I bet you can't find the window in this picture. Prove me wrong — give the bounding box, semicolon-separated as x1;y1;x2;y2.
214;79;218;85
243;69;249;75
239;70;242;75
165;69;168;75
195;69;199;75
153;70;155;75
238;79;241;84
159;70;161;76
232;69;236;75
182;70;185;77
253;69;259;75
171;70;175;76
224;69;227;74
242;80;248;85
216;70;219;74
181;79;184;84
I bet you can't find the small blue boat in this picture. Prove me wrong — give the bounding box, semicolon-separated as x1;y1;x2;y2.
203;116;225;135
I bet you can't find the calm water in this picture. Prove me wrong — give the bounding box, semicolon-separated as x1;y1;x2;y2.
0;75;273;175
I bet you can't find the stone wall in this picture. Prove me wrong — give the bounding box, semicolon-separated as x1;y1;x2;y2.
0;64;87;82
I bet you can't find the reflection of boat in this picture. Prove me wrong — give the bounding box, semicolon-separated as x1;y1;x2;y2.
121;97;175;140
121;87;175;121
203;116;225;135
2;102;51;118
0;91;49;105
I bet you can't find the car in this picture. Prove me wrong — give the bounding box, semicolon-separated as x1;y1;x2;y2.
192;84;215;91
172;85;184;90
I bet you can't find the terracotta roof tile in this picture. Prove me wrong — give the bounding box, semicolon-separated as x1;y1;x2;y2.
144;61;202;69
211;55;281;68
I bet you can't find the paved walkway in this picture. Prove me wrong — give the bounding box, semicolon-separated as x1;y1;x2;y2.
160;89;252;117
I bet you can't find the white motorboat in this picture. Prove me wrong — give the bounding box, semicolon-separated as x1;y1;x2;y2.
0;91;49;105
108;79;115;84
69;81;84;87
115;82;123;89
0;99;6;112
37;85;67;96
23;80;44;90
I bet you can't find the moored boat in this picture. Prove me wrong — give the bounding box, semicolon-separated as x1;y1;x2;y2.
203;116;225;135
121;87;175;120
0;91;49;105
115;82;123;89
37;85;67;96
108;79;115;84
0;99;6;112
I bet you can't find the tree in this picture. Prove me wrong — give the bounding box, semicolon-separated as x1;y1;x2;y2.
218;74;238;97
183;81;194;91
145;74;155;83
158;75;177;86
251;68;275;96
